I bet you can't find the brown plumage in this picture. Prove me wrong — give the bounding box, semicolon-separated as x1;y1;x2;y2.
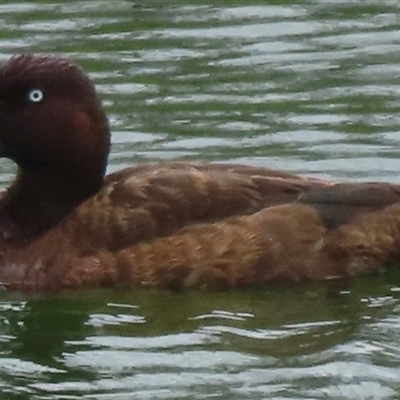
0;54;399;291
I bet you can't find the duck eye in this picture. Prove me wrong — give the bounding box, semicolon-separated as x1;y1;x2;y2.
27;89;44;103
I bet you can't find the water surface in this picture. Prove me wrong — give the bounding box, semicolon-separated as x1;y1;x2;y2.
0;1;400;399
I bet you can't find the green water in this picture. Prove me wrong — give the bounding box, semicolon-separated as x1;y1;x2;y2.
0;1;400;399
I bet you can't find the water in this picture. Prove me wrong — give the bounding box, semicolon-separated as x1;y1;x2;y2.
0;0;400;398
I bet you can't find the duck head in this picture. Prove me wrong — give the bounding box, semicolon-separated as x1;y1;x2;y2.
0;54;111;237
0;54;110;181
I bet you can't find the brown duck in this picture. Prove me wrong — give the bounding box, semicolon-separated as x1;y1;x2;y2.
0;54;399;291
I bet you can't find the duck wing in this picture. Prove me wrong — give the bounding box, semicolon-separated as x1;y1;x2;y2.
65;162;329;251
299;182;400;228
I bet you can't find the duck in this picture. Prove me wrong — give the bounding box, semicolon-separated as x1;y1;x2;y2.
0;54;400;291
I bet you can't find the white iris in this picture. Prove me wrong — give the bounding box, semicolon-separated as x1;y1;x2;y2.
27;89;44;103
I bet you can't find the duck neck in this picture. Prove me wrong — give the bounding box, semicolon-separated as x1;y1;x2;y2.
0;165;104;242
